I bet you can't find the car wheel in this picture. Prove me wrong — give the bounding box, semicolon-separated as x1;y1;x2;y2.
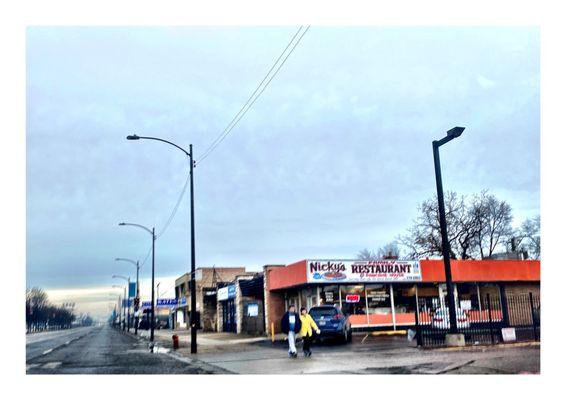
342;328;348;344
347;329;352;343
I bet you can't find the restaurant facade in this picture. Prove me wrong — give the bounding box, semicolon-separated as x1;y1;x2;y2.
263;259;540;333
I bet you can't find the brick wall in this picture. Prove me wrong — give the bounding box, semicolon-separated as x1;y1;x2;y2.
263;265;286;335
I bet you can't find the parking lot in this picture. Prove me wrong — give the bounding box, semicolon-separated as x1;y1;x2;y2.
139;329;540;374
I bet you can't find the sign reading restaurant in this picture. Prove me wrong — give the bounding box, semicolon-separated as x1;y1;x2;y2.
306;260;422;283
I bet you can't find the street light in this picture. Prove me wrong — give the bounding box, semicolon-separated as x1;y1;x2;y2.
119;222;156;352
111;286;124;330
116;258;140;334
112;275;130;332
126;134;198;354
432;126;465;336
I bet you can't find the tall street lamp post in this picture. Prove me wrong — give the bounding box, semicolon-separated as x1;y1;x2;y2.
126;134;198;354
112;285;125;330
119;222;156;352
113;275;130;332
109;293;120;328
116;258;140;334
432;126;465;335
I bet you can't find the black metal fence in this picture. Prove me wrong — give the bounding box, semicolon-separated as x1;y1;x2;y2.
414;292;540;347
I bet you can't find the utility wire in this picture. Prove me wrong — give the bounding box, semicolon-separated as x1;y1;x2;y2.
135;158;190;267
196;26;310;165
156;157;191;239
196;26;303;163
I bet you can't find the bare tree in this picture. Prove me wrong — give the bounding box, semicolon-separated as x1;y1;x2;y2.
473;192;514;258
357;242;401;260
26;287;77;332
357;248;378;261
515;215;540;259
378;242;401;259
398;191;481;259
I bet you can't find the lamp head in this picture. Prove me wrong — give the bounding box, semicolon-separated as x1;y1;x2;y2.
118;222;125;226
126;134;140;140
447;126;465;138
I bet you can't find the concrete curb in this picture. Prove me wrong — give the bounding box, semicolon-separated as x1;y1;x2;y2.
119;327;233;374
432;341;540;352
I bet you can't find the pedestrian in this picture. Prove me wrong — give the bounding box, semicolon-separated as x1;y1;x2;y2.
299;307;320;357
280;304;302;358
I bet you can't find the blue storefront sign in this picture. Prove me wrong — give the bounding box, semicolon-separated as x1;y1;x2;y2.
139;298;187;309
157;298;178;308
218;284;236;301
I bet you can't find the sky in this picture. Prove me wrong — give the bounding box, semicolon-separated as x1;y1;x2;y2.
26;26;539;318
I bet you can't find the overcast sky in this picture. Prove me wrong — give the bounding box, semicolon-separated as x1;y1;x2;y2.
26;27;539;317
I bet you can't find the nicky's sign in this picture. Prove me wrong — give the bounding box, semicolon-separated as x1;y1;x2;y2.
307;260;422;283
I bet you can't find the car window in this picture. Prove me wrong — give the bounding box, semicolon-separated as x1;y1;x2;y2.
310;308;338;317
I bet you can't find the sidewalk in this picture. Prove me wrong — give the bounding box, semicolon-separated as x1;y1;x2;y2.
124;328;539;374
134;328;271;353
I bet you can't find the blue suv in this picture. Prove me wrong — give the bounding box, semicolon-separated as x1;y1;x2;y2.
309;305;352;344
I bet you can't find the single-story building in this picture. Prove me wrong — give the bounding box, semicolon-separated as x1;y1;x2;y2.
263;259;540;333
217;273;265;335
173;266;246;331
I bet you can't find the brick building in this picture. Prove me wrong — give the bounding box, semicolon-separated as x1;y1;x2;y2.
174;267;245;331
216;273;265;335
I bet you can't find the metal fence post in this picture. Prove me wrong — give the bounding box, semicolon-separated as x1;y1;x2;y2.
529;292;538;341
414;295;422;346
486;294;494;345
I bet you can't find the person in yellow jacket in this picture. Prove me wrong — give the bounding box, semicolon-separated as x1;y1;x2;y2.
299;307;321;357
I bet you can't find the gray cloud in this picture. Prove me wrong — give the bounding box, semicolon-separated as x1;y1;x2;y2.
27;26;539;290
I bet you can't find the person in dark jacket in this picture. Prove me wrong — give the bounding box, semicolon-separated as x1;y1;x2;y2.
280;304;302;357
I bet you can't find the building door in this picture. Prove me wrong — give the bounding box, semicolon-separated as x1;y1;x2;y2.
222;299;236;333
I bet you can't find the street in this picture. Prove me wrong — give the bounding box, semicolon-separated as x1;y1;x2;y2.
26;325;229;374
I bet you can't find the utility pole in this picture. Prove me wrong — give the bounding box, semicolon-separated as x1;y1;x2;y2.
189;144;197;354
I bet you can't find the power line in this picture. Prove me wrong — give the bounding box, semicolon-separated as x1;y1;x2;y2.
156;157;191;239
196;26;310;165
196;26;304;163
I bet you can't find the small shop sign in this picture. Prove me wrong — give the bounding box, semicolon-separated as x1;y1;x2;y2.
247;303;259;317
307;260;422;283
156;298;178;308
345;294;360;303
501;327;517;342
218;285;237;301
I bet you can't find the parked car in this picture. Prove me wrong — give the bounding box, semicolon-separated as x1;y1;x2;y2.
309;305;352;343
431;308;470;329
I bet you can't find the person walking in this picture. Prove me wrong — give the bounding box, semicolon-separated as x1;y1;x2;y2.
280;304;302;358
299;307;320;357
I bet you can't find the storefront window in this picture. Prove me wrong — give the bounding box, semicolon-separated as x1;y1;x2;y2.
286;291;300;310
320;285;339;307
300;287;319;310
341;285;366;316
392;284;417;314
415;284;440;313
365;284;392;326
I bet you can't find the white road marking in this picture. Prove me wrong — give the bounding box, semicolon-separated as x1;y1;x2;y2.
42;362;62;369
42;348;53;355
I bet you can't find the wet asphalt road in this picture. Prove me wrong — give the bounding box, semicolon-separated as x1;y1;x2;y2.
26;326;95;361
26;325;228;374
